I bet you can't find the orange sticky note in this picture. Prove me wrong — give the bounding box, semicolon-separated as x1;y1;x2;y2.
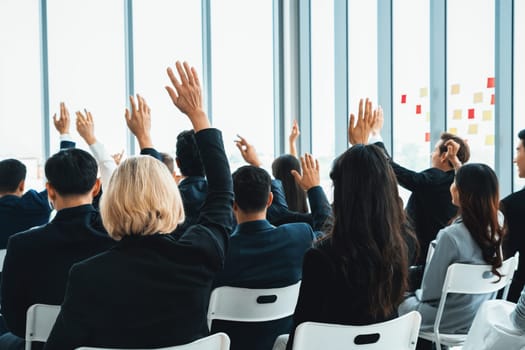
453;109;462;120
487;77;495;88
482;110;493;121
473;92;483;103
416;105;422;114
420;87;428;98
468;108;475;119
491;94;495;105
449;127;458;135
425;132;430;142
401;94;407;104
451;84;460;95
468;124;479;135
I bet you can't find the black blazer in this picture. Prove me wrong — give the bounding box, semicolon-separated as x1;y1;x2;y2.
501;188;525;302
0;204;114;338
44;129;234;350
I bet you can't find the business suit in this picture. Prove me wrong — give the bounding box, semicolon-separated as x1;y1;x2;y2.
173;175;208;237
0;204;114;349
212;185;331;350
375;142;457;265
501;188;525;302
44;128;234;350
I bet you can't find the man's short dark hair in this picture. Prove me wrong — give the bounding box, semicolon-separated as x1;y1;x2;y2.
0;159;26;193
45;149;98;196
176;130;205;177
232;166;271;213
519;129;525;148
439;132;471;164
160;152;175;174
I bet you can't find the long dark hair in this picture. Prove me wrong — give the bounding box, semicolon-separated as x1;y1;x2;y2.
328;144;409;319
454;163;504;278
272;154;308;213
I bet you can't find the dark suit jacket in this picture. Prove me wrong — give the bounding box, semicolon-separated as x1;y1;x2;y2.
375;142;457;265
267;179;316;228
0;204;114;338
44;128;234;350
212;186;332;350
173;176;208;237
501;188;525;302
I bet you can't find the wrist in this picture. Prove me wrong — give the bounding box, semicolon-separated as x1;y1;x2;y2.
84;136;97;145
137;135;153;149
187;110;210;131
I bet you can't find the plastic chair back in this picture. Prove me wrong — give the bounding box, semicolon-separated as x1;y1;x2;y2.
25;303;61;350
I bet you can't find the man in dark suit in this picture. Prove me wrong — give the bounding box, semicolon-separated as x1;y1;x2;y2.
212;145;331;350
0;148;115;350
501;129;525;302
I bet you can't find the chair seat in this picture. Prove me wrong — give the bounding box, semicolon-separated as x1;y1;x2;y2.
419;331;466;346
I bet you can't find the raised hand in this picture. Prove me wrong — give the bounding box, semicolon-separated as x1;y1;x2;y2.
371;105;384;136
165;61;210;132
111;149;125;166
125;94;152;149
235;134;262;167
75;109;96;145
291;153;321;191
289;119;300;157
53;102;71;135
444;139;462;170
348;98;377;145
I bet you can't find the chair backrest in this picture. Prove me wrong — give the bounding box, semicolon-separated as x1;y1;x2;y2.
207;281;301;330
291;311;421;350
75;332;231;350
25;303;61;350
432;252;519;343
0;248;6;272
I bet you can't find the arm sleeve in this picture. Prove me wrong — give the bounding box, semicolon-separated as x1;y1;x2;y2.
306;186;332;238
89;141;117;188
511;285;525;330
140;147;162;161
59;134;75;150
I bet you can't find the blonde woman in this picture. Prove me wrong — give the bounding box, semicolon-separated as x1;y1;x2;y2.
44;62;234;350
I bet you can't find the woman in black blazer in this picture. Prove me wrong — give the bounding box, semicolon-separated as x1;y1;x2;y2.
44;61;234;350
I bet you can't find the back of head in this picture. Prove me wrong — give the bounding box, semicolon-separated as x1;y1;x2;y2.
0;159;26;193
439;132;470;164
176;130;205;177
454;163;503;276
45;149;98;196
272;154;308;213
160;152;175;174
100;156;185;240
329;144;408;318
232;165;271;213
519;129;525;148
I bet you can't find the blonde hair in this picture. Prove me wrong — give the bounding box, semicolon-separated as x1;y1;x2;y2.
100;156;185;240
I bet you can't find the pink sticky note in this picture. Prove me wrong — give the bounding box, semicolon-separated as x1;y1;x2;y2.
487;77;495;88
468;108;475;119
491;94;495;105
401;95;407;104
416;105;422;114
425;132;430;142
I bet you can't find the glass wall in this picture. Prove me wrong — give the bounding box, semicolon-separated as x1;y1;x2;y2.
514;0;525;190
447;0;495;167
0;0;44;189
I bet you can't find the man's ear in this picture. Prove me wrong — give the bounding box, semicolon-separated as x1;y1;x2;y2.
266;191;274;208
17;179;25;194
46;182;56;203
175;158;181;170
91;178;102;198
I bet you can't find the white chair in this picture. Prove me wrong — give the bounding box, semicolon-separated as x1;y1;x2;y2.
25;303;61;350
289;311;421;350
419;252;519;349
75;332;231;350
207;281;301;330
462;299;525;350
0;248;7;272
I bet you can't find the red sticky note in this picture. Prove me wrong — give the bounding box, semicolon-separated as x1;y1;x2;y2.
491;94;495;105
401;94;407;104
425;132;430;142
468;108;475;119
416;105;422;114
487;77;495;88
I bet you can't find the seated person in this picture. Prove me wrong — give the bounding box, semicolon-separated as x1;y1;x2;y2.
44;61;234;349
212;153;331;350
399;163;505;350
511;284;525;331
0;103;75;249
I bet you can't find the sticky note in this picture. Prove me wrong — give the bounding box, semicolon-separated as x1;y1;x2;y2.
449;127;458;135
468;124;479;134
426;112;430;122
468;108;475;119
453;109;462;120
416;105;422;114
401;94;407;104
485;134;495;145
487;77;495;88
420;87;428;97
491;94;495;105
482;110;493;121
451;84;460;95
425;132;430;142
474;92;483;103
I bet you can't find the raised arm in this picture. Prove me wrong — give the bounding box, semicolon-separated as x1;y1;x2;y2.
53;102;75;150
444;139;462;171
125;94;161;160
234;134;262;167
348;98;376;146
289;119;300;157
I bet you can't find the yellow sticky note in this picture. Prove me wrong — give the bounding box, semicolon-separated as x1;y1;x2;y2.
420;87;428;97
468;124;479;135
426;112;430;122
453;109;462;120
448;127;458;135
482;110;493;121
451;84;460;95
474;92;483;103
485;135;494;145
